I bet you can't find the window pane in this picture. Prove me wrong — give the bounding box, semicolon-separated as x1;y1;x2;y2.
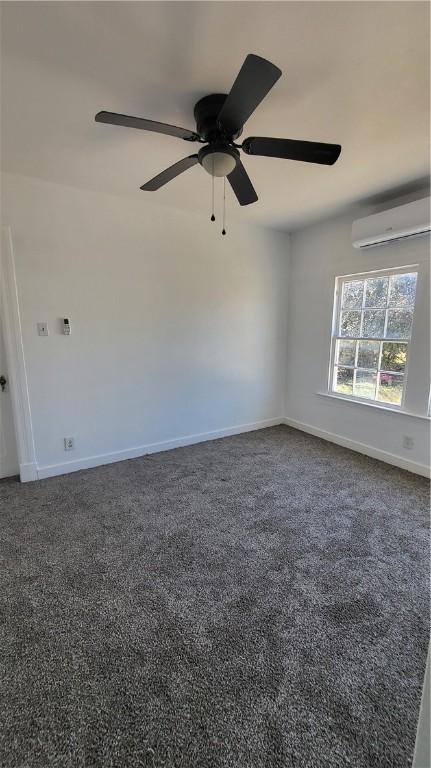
342;280;364;309
362;310;385;338
340;310;361;337
377;373;404;405
357;340;379;369
336;340;356;366
354;370;377;399
364;277;388;308
386;309;413;339
334;366;354;394
333;270;417;408
388;273;417;307
381;342;407;373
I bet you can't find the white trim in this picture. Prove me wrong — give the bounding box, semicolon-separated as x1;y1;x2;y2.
282;417;430;478
317;391;430;421
337;264;420;281
413;647;430;768
328;266;420;412
19;462;38;482
37;417;283;479
0;227;37;483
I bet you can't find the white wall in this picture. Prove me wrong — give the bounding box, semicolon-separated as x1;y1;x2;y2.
285;203;430;476
2;171;429;480
1;172;289;477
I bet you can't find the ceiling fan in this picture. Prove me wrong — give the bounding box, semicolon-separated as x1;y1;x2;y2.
95;53;341;208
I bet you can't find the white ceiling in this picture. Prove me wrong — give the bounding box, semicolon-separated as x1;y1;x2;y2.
1;1;429;230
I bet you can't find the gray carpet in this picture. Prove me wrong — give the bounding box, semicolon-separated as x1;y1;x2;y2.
0;425;429;768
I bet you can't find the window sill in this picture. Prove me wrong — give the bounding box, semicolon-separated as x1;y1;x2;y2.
317;391;430;421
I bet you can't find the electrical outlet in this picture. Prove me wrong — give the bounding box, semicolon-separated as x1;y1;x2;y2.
402;435;414;450
64;437;75;451
37;322;49;337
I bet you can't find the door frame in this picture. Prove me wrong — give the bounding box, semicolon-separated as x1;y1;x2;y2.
0;226;37;481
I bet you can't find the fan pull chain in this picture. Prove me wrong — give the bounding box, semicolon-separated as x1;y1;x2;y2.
210;158;215;221
222;177;226;236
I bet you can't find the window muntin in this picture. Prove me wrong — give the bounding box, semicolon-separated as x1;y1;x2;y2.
331;270;418;407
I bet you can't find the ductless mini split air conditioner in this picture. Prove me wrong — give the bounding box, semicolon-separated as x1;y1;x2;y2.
352;196;431;249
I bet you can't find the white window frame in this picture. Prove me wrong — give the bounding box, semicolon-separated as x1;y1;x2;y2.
328;264;419;411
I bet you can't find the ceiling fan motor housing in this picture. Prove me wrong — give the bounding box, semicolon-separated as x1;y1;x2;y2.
194;94;242;177
193;94;243;142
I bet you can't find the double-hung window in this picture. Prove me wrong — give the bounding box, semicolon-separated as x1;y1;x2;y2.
330;267;418;408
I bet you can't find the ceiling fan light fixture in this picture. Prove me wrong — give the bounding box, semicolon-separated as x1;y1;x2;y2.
201;150;237;177
198;144;239;178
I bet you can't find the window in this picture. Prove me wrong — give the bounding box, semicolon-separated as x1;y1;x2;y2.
330;268;418;408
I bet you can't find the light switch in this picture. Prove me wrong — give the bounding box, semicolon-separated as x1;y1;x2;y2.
37;322;49;336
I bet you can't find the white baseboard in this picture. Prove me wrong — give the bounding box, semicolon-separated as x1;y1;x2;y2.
282;417;430;478
36;417;283;480
19;462;38;482
31;415;430;481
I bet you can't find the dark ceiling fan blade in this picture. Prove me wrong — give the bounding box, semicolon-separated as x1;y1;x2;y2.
227;161;258;206
242;137;342;165
217;54;281;136
140;155;199;191
95;111;199;141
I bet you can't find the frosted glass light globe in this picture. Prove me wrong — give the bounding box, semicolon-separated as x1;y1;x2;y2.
201;151;236;177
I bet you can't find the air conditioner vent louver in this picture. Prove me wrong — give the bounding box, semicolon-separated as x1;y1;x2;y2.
352;197;430;250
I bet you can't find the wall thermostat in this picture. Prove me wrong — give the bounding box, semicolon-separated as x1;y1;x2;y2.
62;318;71;335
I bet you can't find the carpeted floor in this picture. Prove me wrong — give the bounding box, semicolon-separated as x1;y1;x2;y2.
0;425;429;768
